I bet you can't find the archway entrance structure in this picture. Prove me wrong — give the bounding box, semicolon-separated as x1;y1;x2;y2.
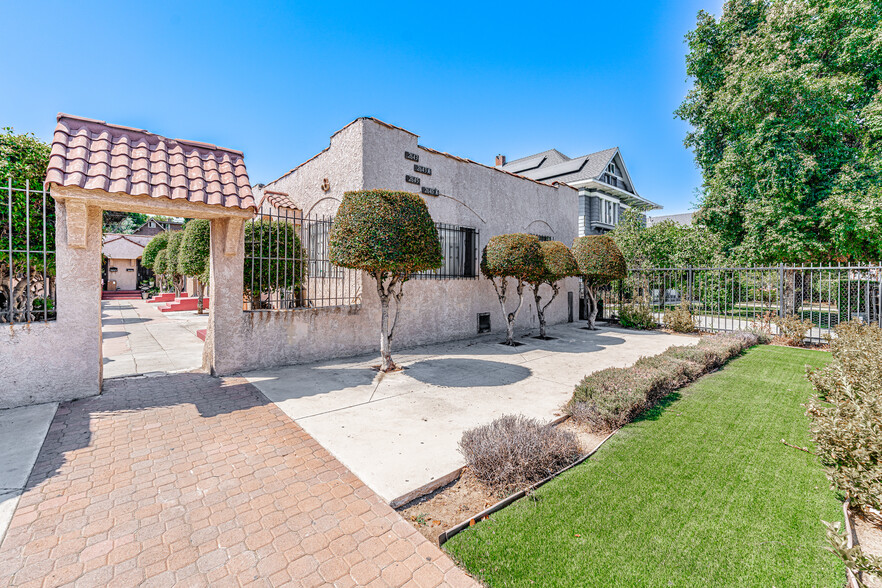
41;113;255;401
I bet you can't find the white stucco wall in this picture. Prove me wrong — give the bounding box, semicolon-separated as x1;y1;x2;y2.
215;118;581;373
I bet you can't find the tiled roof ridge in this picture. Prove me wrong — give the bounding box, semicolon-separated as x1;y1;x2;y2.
56;113;244;156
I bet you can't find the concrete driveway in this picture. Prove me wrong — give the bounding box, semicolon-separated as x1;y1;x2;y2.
244;323;699;505
102;299;208;378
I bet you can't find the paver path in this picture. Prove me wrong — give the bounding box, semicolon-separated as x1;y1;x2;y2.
0;374;476;587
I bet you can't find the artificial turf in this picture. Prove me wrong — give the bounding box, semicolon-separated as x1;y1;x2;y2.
445;345;844;587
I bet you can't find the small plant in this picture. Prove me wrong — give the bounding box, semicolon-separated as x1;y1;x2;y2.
823;520;882;587
747;310;775;344
807;321;882;516
569;332;760;430
663;300;696;333
617;298;656;330
459;415;582;496
773;313;814;346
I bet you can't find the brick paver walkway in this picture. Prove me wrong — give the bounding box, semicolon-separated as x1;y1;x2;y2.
0;374;476;587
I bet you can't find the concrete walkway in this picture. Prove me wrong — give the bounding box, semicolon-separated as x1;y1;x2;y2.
102;299;208;378
0;374;476;587
0;403;57;548
244;323;699;504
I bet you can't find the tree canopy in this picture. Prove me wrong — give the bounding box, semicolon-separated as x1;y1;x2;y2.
141;232;169;269
611;209;724;268
329;190;442;274
480;233;543;282
243;219;305;304
530;240;579;285
676;0;882;263
178;219;210;284
572;235;626;286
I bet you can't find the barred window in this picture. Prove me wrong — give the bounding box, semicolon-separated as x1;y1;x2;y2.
413;223;478;279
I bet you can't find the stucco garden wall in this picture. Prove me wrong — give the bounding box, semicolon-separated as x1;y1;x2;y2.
0;199;103;408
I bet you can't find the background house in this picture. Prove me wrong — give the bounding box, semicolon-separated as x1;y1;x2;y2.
102;234;153;291
132;218;185;236
496;148;660;236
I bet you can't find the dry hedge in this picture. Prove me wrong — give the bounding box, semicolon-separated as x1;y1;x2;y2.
458;415;583;496
568;332;761;431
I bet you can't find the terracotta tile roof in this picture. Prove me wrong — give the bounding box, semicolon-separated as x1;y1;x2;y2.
259;190;300;211
47;114;255;210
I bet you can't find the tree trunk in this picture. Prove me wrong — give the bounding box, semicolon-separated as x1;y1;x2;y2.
532;282;560;339
379;295;394;371
585;284;598;330
196;280;204;314
505;281;525;345
781;269;802;317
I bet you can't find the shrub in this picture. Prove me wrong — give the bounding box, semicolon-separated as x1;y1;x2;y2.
807;321;882;516
572;235;626;329
618;299;656;330
569;332;761;430
663;300;696;333
329;190;442;371
528;241;579;338
773;313;814;346
243;219;306;309
459;415;582;496
481;234;543;345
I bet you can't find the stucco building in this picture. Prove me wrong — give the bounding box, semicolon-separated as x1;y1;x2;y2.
496;147;659;235
102;233;152;291
256;117;581;341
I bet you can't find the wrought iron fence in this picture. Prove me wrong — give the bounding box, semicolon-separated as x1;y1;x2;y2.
595;264;882;343
412;223;479;280
243;210;361;311
1;178;56;324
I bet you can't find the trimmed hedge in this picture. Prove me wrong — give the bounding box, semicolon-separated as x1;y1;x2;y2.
532;241;579;284
480;233;542;281
329;190;442;273
571;235;626;285
568;332;762;431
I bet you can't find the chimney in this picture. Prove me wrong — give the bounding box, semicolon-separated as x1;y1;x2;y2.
495;154;506;167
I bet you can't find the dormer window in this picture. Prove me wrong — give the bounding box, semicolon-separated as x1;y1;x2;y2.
607;162;618;175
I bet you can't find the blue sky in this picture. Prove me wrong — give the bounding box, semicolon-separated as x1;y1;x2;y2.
2;1;720;214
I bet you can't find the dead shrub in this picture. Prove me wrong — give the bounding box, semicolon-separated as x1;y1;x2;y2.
773;313;814;346
458;415;582;496
569;331;761;431
663;301;696;333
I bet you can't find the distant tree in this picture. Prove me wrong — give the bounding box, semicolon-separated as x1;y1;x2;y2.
527;241;579;339
611;208;724;268
573;235;627;330
153;249;169;292
164;231;185;296
177;219;210;313
141;232;169;270
0;127;52;322
676;0;882;263
481;233;543;346
329;190;442;371
243;219;306;310
103;212;149;234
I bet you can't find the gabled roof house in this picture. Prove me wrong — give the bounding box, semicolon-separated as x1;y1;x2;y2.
497;147;660;236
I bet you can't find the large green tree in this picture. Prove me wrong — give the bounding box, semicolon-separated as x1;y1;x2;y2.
611;209;724;268
0;128;52;322
676;0;882;263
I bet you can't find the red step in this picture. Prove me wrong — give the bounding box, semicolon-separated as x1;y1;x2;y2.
160;297;210;312
196;329;207;341
147;292;188;303
102;290;142;300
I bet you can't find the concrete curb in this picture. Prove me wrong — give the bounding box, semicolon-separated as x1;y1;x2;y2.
437;429;617;547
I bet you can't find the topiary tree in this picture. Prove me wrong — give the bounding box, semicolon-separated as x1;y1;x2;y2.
329;190;442;372
177;219;210;313
527;241;579;339
164;230;185;296
243;219;306;310
141;231;169;291
573;235;626;330
481;233;543;346
153;249;169;292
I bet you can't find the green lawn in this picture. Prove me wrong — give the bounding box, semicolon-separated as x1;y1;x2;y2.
445;346;844;587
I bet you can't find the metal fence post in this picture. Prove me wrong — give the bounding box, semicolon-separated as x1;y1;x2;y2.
777;263;785;318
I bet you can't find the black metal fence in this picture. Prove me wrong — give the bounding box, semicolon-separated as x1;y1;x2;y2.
412;223;479;280
243;210;361;311
1;179;56;324
596;264;882;343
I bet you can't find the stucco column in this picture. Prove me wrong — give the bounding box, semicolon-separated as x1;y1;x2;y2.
204;217;246;375
49;198;103;397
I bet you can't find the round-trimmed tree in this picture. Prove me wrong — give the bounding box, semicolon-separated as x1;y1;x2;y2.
572;235;626;329
528;241;579;339
329;190;442;371
481;233;543;345
142;231;169;269
153;249;169;292
243;219;306;309
177;219;210;314
164;230;186;296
